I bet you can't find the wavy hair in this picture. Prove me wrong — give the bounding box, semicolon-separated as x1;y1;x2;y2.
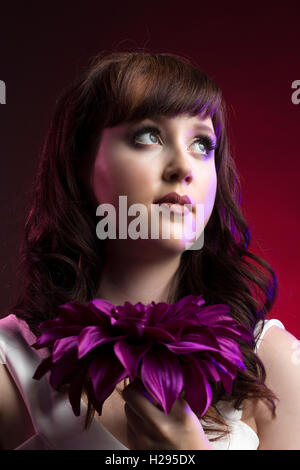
6;50;278;441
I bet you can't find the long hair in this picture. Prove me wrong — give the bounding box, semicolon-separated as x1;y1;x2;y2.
5;50;278;440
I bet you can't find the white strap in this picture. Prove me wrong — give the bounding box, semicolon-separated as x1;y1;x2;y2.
254;319;285;353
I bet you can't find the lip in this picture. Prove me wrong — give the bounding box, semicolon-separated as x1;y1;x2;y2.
154;192;193;212
159;202;191;216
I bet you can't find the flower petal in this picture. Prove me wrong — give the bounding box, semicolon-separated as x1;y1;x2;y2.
33;326;82;350
141;347;184;414
32;356;53;380
49;348;79;389
88;299;119;322
213;325;252;343
143;326;176;343
38;318;62;330
172;295;206;316
165;340;220;354
182;354;213;416
206;353;239;394
113;340;152;380
113;301;148;322
193;307;233;326
210;359;234;394
166;328;221;353
207;351;239;379
89;352;127;414
199;358;221;383
77;326;123;359
147;302;170;325
112;318;144;337
68;365;89;417
52;336;78;363
58;301;102;326
216;337;246;368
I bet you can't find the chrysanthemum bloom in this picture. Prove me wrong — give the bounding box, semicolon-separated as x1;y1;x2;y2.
32;295;253;418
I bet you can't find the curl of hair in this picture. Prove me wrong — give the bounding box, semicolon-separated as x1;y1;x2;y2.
5;50;278;441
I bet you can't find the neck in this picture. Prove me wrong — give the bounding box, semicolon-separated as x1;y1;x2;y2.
95;239;183;306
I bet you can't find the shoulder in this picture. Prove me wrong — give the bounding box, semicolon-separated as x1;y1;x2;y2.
0;314;37;357
254;322;300;449
0;313;30;410
0;314;38;448
0;313;28;338
256;320;298;364
0;361;36;449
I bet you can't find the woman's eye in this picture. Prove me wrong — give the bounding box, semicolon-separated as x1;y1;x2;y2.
132;127;216;157
134;131;160;145
191;140;208;156
190;137;215;157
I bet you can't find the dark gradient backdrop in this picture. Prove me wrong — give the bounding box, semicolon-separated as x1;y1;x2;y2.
0;2;299;338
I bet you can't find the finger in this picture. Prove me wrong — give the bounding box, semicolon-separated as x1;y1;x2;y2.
127;425;155;451
124;402;144;431
126;422;138;450
123;380;188;422
124;403;157;449
125;413;142;451
167;396;193;421
124;401;158;438
122;381;166;425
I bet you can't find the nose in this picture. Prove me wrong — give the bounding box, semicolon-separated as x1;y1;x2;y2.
162;146;193;185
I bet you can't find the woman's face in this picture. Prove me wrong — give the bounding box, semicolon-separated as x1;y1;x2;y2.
90;113;217;253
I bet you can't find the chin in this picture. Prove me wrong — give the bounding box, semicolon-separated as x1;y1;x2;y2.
145;227;203;254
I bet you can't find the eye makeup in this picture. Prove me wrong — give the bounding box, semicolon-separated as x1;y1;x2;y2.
131;125;217;157
132;126;162;144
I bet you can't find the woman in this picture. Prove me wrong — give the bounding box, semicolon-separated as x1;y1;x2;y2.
0;50;299;450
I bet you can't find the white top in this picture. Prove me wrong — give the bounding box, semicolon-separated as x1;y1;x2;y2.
0;314;285;450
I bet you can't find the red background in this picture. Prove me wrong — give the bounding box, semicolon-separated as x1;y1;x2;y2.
0;2;299;337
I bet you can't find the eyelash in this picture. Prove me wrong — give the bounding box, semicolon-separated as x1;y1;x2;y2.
131;126;216;157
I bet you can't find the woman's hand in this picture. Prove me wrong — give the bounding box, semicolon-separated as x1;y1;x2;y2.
122;379;213;450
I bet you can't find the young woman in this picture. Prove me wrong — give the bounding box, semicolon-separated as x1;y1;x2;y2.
0;51;299;450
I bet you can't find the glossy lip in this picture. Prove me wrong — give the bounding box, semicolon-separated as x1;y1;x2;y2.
159;202;191;216
154;192;193;211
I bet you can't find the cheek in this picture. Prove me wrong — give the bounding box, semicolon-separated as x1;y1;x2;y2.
91;151;155;207
207;173;217;212
123;165;155;202
197;169;217;223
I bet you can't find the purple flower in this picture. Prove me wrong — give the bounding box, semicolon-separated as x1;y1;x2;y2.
32;295;253;418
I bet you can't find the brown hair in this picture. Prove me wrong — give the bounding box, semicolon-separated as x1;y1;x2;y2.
6;50;278;441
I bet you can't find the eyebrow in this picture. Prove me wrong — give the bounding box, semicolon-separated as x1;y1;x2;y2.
134;117;217;141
